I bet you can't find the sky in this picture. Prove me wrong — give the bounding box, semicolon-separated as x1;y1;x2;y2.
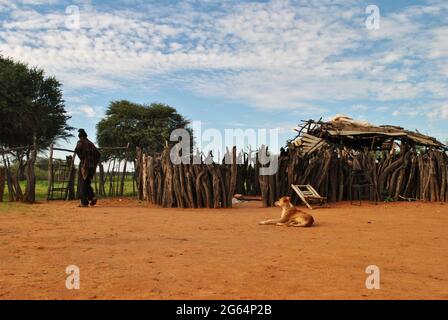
0;0;447;153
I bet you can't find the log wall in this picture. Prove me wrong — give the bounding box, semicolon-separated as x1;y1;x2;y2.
258;147;448;206
138;146;242;208
137;145;448;208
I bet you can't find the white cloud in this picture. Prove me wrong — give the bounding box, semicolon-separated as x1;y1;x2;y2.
80;105;96;118
0;0;446;115
427;104;448;120
67;105;103;118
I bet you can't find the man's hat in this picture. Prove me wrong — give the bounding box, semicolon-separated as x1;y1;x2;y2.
78;129;87;138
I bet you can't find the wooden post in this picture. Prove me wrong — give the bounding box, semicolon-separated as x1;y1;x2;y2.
47;144;54;200
108;158;116;197
156;164;162;205
3;155;14;202
99;164;105;196
148;156;155;203
162;148;174;208
11;152;23;202
195;170;204;208
438;152;447;202
119;143;130;197
329;154;338;202
177;163;186;207
184;165;196;208
259;174;269;208
202;167;212;208
142;156;148;201
0;167;5;202
136;147;144;201
227;146;237;207
377;157;404;200
338;155;345;201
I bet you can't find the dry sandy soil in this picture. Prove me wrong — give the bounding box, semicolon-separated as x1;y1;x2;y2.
0;198;447;300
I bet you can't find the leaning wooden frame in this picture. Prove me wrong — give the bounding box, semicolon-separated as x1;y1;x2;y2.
47;145;77;201
47;143;133;201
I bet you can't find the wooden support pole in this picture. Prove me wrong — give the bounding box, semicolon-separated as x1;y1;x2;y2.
0;167;5;202
119;143;130;197
47;144;54;201
227;146;237;207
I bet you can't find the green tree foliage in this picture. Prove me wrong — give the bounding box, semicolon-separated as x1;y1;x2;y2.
0;55;73;149
96;100;192;159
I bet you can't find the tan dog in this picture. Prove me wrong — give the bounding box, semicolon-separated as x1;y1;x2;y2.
259;196;314;227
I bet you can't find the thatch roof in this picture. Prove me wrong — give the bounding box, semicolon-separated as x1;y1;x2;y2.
291;116;446;154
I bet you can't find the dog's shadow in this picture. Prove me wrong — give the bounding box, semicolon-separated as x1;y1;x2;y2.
257;221;325;228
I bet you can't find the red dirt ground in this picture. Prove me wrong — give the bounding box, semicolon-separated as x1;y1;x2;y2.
0;198;447;300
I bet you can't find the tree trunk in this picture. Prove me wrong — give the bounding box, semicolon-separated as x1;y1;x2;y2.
24;141;37;203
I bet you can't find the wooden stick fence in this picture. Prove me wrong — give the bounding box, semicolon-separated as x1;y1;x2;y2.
137;144;448;208
138;146;242;208
2;141;447;206
0;145;33;202
258;146;448;207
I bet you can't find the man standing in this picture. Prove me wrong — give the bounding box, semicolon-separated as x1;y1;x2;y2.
75;129;101;207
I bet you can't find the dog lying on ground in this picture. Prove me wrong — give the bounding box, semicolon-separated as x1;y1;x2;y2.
259;196;314;227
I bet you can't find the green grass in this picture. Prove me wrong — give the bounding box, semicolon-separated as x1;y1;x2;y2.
1;176;136;202
2;180;48;201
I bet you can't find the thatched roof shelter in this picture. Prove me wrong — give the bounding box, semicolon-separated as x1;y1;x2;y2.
290;115;446;154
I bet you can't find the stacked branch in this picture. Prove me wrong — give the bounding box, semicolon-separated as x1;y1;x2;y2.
139;146;240;208
259;146;448;206
0;145;35;203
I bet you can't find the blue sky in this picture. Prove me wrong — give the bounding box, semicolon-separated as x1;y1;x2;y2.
1;0;447;152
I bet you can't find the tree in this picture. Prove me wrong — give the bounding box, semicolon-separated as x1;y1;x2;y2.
0;55;73;150
96;100;192;159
